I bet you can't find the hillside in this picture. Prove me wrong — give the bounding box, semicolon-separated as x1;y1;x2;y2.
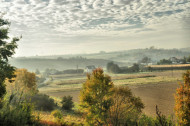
24;47;190;62
9;57;124;71
10;47;190;71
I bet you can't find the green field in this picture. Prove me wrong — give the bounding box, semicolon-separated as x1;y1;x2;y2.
39;70;184;93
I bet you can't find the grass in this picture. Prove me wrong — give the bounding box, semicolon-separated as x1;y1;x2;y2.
35;70;189;124
39;70;186;93
113;76;181;86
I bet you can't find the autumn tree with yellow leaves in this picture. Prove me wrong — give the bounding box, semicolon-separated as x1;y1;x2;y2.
175;70;190;126
80;68;114;125
6;69;38;95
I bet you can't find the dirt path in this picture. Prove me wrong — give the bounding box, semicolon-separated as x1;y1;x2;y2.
42;82;179;117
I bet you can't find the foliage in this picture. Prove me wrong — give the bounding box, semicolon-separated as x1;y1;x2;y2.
107;62;121;73
175;70;190;126
155;105;174;126
80;68;114;125
61;96;74;111
0;16;19;99
139;56;151;64
51;109;63;120
157;59;172;65
130;63;140;72
6;69;38;95
108;86;144;126
0;94;39;126
138;109;174;126
31;93;56;111
138;114;157;126
107;62;140;73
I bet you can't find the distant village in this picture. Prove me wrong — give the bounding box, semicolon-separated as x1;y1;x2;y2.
36;55;190;76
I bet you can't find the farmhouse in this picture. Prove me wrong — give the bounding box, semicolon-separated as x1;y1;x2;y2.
169;57;179;64
85;65;96;73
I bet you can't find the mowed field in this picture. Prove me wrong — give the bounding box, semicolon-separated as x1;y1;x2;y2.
39;70;187;117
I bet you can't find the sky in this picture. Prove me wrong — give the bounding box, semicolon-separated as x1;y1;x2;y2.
0;0;190;57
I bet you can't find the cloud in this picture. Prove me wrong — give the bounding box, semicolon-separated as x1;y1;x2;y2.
0;0;189;56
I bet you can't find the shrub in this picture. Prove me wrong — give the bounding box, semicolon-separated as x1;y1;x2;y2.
31;93;56;111
51;109;63;120
138;114;156;126
0;94;39;126
6;69;38;95
61;96;74;111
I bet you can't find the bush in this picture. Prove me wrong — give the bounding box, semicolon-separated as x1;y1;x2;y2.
51;109;63;120
0;94;39;126
31;93;56;111
138;114;156;126
61;96;74;111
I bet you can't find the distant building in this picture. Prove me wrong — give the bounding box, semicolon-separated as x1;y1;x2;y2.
169;57;179;64
85;65;96;73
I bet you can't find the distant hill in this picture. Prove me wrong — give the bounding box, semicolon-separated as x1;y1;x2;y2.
9;58;124;72
23;47;190;62
10;47;190;71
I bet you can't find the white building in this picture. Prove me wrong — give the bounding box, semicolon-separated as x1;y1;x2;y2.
85;65;96;73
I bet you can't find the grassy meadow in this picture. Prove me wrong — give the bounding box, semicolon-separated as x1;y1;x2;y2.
37;69;187;122
39;70;184;93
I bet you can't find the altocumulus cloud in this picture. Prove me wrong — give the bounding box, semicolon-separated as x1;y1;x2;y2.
0;0;190;56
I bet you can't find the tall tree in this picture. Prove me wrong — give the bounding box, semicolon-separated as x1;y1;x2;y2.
109;86;144;125
175;70;190;126
0;16;19;99
80;68;114;125
6;69;38;95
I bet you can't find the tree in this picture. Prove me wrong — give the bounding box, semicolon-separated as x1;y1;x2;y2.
80;68;114;125
6;69;38;94
131;63;140;72
107;62;120;73
61;96;74;111
174;70;190;126
140;56;151;64
109;86;144;125
0;16;19;99
157;59;172;65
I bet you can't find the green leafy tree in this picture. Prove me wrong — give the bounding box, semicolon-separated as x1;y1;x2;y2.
140;56;151;64
109;86;144;125
131;63;140;72
61;96;74;111
157;59;172;65
175;70;190;126
0;16;19;99
6;69;38;95
80;68;114;125
107;62;120;73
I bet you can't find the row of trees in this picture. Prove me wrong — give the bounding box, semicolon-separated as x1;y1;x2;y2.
157;56;190;65
107;62;140;74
